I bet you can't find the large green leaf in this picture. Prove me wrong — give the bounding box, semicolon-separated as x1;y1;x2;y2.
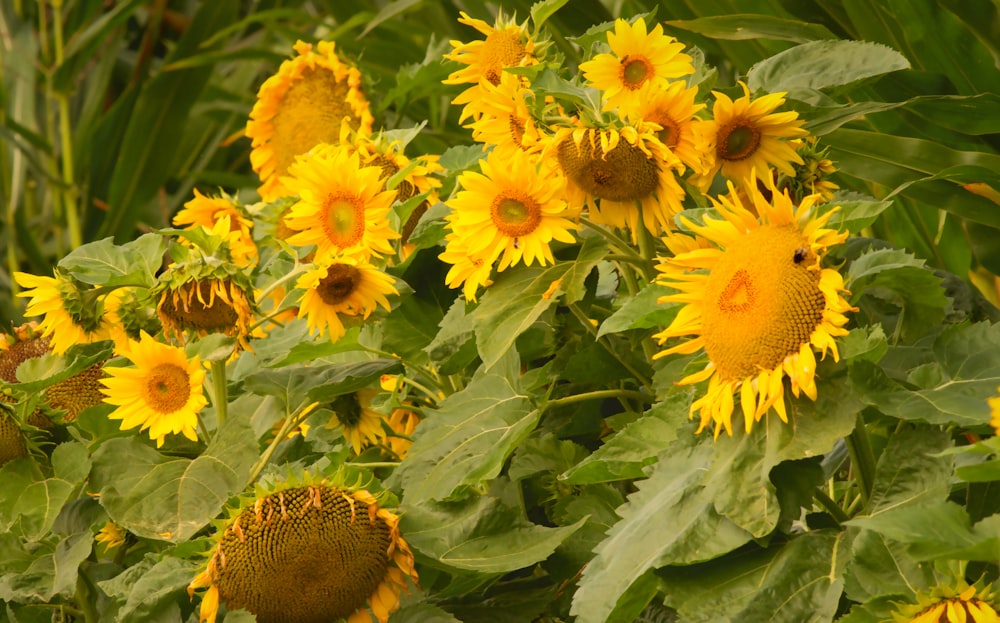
659;531;849;623
3;442;91;542
472;237;607;369
57;234;166;288
748;40;909;95
388;353;537;502
596;283;680;337
89;415;258;541
664;14;836;43
98;554;199;623
0;532;93;602
569;440;753;623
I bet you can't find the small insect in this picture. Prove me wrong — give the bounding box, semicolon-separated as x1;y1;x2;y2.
793;247;809;264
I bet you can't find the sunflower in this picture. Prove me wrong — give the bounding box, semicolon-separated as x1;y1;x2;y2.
173;189;257;265
693;82;808;190
579;17;694;115
779;137;839;203
0;407;27;466
890;582;999;623
438;239;495;303
989;387;1000;436
188;478;417;623
439;148;578;300
95;521;126;551
631;79;707;176
652;174;855;437
385;407;420;459
552;123;685;238
99;331;208;447
156;275;255;349
103;287;162;350
281;143;400;261
14;271;112;354
325;388;387;455
453;71;543;159
247;40;374;201
295;253;398;341
443;11;536;91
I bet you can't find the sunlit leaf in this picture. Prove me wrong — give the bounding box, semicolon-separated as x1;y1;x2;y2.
748;40;909;94
597;283;679;337
665;14;836;43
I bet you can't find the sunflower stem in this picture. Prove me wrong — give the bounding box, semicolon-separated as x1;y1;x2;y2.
543;389;653;412
813;488;849;526
73;571;99;623
210;360;228;425
247;402;317;485
845;412;877;509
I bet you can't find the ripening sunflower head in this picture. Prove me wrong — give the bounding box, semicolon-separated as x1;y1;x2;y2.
653;174;855;437
247;40;374;201
631;79;707;176
694;81;808;190
156;271;255;350
173;189;257;265
188;477;417;623
100;331;208;447
579;16;694;115
552;123;685;238
889;581;999;623
0;407;27;466
281;143;400;261
439;148;578;299
295;253;398;341
443;11;536;89
325;388;387;455
14;271;113;355
453;71;544;158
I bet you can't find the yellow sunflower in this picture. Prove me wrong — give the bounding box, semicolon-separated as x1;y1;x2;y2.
95;521;126;551
653;174;855;437
579;17;694;115
14;271;112;354
631;79;707;175
693;82;808;189
438;239;495;303
295;253;398;341
443;11;536;89
188;480;418;623
173;189;257;265
552;123;685;238
324;389;387;455
453;71;543;158
247;40;375;201
989;387;1000;436
890;582;999;623
281;143;400;261
100;331;208;447
439;148;578;300
385;407;420;459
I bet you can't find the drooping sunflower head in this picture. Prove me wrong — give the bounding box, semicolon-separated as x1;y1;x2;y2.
324;388;387;455
551;122;685;238
443;10;537;88
280;143;401;261
173;189;257;265
14;271;113;355
295;253;398;341
579;16;694;115
439;147;578;300
100;331;207;447
247;40;375;201
653;174;855;437
693;81;808;190
889;581;999;623
188;477;417;623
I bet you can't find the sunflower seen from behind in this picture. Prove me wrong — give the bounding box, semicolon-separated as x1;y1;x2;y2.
653;175;855;437
281;143;400;261
439;148;578;301
14;271;114;355
579;16;694;115
100;331;208;447
247;40;374;201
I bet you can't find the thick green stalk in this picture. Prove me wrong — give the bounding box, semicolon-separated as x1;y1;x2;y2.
845;413;877;507
211;360;228;424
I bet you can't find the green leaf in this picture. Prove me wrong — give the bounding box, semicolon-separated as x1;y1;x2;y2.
382;295;443;365
104;555;199;623
660;531;849;623
388;364;537;502
569;441;753;623
57;234;166;288
473;237;606;369
10;341;113;394
840;326;889;364
530;0;570;30
597;283;679;337
561;391;690;485
850;323;1000;427
747;40;910;94
440;517;586;573
425;298;479;375
390;603;463;623
6;442;91;542
664;14;837;43
0;532;93;602
823;197;893;235
89;415;258;541
243;358;399;409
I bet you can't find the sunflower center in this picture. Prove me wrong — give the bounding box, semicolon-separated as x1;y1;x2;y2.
371;155;415;202
331;393;363;427
509;115;525;147
316;264;362;306
556;133;660;202
490;193;541;238
322;195;366;248
271;68;359;177
158;280;241;333
483;29;526;84
143;363;191;414
621;56;653;89
215;486;392;623
717;120;761;161
653;115;681;149
700;224;825;381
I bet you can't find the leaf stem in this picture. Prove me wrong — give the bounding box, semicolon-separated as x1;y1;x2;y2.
845;412;877;508
543;388;653;412
210;360;228;424
246;402;318;485
813;488;850;525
